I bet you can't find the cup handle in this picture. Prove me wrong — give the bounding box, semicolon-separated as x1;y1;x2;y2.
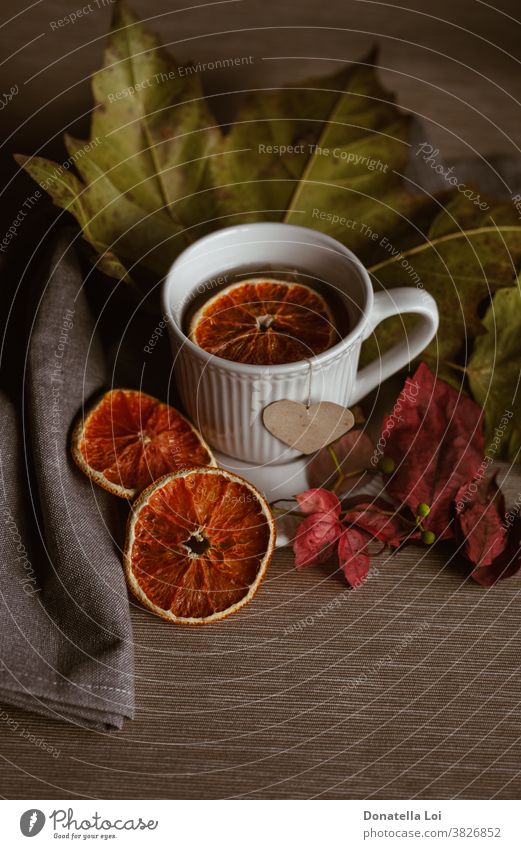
349;287;439;404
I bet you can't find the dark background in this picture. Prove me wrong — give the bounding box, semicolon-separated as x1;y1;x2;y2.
3;0;521;226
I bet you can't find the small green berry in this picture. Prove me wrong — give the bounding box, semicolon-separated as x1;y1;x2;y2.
416;502;431;518
378;456;395;474
422;530;436;545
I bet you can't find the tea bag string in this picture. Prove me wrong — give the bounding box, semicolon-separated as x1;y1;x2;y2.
305;357;312;410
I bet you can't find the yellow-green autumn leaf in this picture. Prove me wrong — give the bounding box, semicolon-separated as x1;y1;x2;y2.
467;286;521;462
86;2;219;235
13;153;133;280
15;2;220;278
15;146;179;278
15;4;438;279
211;52;437;264
361;196;521;365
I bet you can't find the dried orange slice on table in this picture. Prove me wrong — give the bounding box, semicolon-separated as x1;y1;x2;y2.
124;467;276;624
72;389;215;499
189;278;336;365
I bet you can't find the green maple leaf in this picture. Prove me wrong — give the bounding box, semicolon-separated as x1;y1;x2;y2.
211;52;437;263
361;195;521;366
15;6;439;279
15;2;219;278
467;286;521;462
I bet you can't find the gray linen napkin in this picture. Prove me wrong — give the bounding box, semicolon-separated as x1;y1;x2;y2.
0;234;134;730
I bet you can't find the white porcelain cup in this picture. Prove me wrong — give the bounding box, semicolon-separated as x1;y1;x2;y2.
162;223;438;465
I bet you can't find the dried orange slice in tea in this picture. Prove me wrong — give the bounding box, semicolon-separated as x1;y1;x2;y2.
124;467;276;624
189;278;336;365
72;389;215;500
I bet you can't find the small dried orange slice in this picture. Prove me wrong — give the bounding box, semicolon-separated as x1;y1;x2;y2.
72;389;215;500
189;278;336;365
124;467;276;624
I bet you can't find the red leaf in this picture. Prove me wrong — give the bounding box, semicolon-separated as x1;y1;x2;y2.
293;513;343;568
343;501;413;547
338;528;371;586
308;430;374;493
454;475;507;567
382;363;484;540
453;478;521;587
470;515;521;587
296;488;341;516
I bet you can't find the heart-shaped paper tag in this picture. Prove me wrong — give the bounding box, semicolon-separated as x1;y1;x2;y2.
263;401;355;455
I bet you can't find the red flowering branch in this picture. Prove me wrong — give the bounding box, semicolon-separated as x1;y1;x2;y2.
287;363;521;588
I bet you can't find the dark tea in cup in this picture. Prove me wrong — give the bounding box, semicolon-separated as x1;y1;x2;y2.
184;266;350;365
